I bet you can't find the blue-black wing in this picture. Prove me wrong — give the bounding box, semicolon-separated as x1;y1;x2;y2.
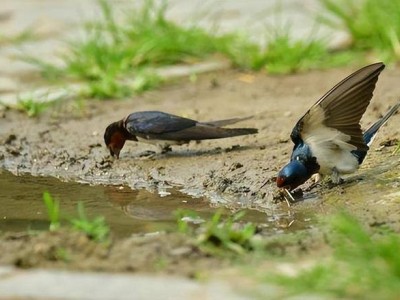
125;111;197;135
124;111;257;141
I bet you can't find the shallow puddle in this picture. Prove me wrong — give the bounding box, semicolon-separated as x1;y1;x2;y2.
1;159;399;239
2;153;400;239
0;170;315;238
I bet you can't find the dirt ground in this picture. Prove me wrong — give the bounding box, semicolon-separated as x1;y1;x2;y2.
1;66;400;274
1;67;400;199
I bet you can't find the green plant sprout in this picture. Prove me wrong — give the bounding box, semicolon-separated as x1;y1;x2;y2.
42;191;61;231
177;209;257;255
70;202;110;243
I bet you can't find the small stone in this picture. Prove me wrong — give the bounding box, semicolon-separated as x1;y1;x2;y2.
169;247;192;256
5;134;17;144
283;111;292;117
228;162;243;171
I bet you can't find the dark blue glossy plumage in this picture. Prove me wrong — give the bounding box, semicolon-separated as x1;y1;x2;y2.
104;110;258;158
124;111;258;141
125;111;196;135
277;142;319;189
276;160;312;191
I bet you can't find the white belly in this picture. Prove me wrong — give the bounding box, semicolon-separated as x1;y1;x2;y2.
315;147;359;175
304;125;360;176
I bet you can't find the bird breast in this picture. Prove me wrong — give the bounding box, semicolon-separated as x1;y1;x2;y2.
305;126;360;175
310;139;360;175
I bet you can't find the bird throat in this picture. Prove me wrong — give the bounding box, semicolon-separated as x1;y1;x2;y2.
110;130;126;152
292;143;320;176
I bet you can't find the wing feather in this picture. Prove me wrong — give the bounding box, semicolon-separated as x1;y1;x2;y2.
125;111;196;135
292;62;385;152
145;124;257;141
200;116;253;127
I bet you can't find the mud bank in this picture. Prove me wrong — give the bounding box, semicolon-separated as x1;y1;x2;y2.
1;68;400;205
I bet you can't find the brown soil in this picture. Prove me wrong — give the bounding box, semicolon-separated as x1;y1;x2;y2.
1;66;400;273
0;224;323;275
0;230;225;276
2;68;399;199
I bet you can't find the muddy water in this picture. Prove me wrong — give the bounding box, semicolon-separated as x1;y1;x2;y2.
3;156;398;239
0;170;211;237
0;170;315;238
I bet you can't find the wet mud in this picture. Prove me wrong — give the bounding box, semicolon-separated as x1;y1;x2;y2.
1;68;399;200
1;67;400;273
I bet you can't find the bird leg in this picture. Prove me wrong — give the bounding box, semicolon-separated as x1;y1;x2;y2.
138;150;157;159
330;167;344;184
311;173;322;184
304;173;322;191
160;145;172;154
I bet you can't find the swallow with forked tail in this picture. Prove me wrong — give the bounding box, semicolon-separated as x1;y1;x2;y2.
104;111;258;158
276;62;400;191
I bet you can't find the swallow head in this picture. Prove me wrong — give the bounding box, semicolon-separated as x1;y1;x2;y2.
276;160;311;190
104;121;127;159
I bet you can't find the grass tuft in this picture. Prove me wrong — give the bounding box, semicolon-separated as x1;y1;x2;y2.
70;202;110;242
258;27;329;74
42;192;61;231
42;192;109;243
24;0;356;100
177;210;257;255
52;0;240;99
272;212;400;299
21;0;385;101
16;97;51;117
319;0;400;62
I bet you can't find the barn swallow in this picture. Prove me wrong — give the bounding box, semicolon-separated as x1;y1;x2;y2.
276;62;400;191
104;111;258;158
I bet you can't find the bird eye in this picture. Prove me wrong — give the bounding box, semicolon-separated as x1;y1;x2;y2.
296;156;300;161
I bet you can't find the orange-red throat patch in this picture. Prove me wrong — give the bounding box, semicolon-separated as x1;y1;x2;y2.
108;131;126;158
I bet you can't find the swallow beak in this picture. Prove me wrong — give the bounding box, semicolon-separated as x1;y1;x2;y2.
276;176;286;188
